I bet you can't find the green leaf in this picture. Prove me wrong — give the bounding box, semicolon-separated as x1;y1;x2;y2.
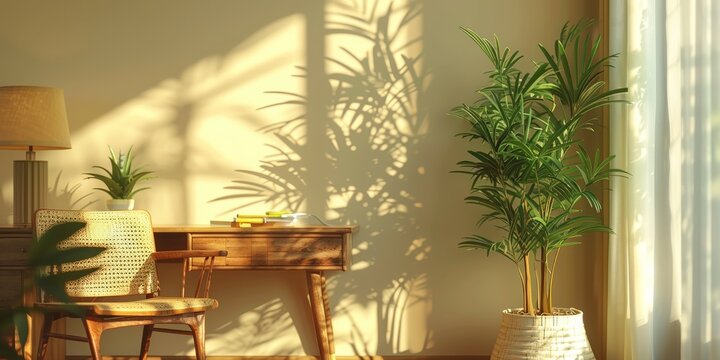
46;247;106;266
0;342;21;360
37;268;101;302
37;221;84;246
12;312;28;348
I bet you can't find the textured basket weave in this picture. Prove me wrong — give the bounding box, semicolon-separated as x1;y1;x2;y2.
35;209;158;297
491;308;595;360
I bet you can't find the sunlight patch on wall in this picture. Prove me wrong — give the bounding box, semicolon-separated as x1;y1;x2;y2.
207;298;300;355
60;14;305;224
321;0;426;223
334;300;379;354
333;273;430;355
406;238;429;261
322;0;431;355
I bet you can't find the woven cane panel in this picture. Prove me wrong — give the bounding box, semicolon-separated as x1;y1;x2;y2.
34;210;158;297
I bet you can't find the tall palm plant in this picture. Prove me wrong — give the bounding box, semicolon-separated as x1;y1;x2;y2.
450;20;627;315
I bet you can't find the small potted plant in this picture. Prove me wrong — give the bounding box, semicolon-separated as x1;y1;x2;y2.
451;20;627;359
84;146;153;210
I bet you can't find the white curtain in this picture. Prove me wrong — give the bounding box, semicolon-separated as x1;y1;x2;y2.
607;0;720;359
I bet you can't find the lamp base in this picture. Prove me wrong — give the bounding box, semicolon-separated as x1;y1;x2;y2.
13;160;47;226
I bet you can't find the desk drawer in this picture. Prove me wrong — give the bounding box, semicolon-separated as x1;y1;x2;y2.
0;237;32;267
190;235;344;269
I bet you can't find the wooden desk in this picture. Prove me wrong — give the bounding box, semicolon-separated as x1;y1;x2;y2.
0;224;356;360
154;225;356;360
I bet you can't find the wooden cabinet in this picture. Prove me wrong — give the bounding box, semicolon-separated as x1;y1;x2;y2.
0;236;31;267
0;270;24;354
0;226;33;360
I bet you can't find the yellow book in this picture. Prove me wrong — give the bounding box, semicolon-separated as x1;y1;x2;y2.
234;216;266;224
266;210;292;217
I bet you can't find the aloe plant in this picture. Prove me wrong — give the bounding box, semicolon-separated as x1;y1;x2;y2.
450;20;627;315
84;146;153;199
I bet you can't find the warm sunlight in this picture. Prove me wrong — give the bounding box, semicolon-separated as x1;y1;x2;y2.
57;15;306;225
0;1;621;359
608;0;720;358
51;13;309;356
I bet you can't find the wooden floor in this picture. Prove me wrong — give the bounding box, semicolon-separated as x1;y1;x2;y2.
66;356;490;360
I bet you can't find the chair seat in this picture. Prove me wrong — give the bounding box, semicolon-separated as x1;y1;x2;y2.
40;297;219;317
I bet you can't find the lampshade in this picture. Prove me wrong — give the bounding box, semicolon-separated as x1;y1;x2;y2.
0;86;71;226
0;86;71;150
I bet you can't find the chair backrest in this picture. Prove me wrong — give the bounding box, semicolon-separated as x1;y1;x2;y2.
34;209;159;298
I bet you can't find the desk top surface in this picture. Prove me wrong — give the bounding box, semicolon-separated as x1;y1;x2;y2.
154;224;358;234
1;224;358;235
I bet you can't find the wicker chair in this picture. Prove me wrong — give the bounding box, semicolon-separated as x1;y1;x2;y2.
34;209;227;360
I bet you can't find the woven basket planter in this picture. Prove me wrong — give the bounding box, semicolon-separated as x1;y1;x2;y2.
491;308;595;359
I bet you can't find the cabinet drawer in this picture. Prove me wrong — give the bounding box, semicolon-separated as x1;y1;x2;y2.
0;271;22;307
189;235;344;269
0;237;32;267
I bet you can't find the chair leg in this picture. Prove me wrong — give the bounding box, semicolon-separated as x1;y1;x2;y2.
81;318;104;360
186;313;206;360
36;313;55;360
139;324;154;360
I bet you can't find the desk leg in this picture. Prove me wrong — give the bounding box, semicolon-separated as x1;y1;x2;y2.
306;270;335;360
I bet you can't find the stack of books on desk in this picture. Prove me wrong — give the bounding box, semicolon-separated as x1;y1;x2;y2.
231;211;296;227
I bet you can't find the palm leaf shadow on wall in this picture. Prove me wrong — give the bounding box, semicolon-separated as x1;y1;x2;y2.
212;0;432;354
50;171;95;210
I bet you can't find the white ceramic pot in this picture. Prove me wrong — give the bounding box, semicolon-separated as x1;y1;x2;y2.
491;308;595;359
106;199;135;211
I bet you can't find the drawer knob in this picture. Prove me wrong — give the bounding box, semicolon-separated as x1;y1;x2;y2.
20;248;27;253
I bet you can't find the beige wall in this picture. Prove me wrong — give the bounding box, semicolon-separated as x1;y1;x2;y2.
0;0;600;357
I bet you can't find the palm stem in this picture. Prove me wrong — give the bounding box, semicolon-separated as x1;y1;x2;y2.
523;254;536;315
540;247;552;314
548;248;561;312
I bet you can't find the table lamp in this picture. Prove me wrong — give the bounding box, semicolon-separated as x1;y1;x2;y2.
0;86;71;226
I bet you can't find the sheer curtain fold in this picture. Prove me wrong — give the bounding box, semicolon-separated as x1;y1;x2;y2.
608;0;720;359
